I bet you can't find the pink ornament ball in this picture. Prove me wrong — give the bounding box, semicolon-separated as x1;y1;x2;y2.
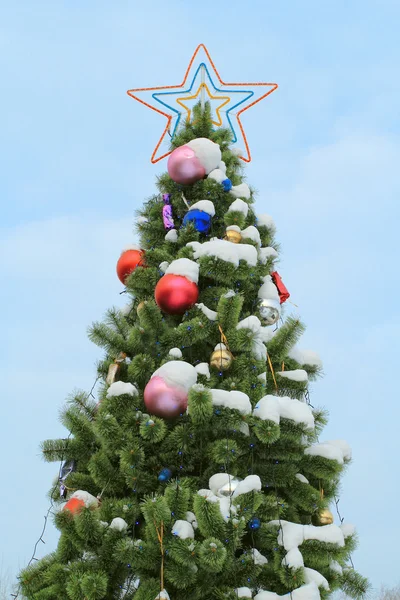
167;145;206;185
144;376;188;419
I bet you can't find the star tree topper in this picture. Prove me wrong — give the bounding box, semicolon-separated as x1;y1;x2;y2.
127;44;278;164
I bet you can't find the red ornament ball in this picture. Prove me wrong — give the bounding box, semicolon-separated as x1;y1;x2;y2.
63;491;99;516
116;248;145;284
154;274;199;315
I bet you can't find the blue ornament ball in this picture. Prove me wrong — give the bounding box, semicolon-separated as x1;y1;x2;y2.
222;178;232;192
248;517;261;530
182;209;212;234
158;468;172;482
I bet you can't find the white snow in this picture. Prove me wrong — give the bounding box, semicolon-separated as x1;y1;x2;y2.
68;490;98;508
256;214;276;232
270;520;346;551
232;475;261;498
195;362;211;379
165;229;178;242
241;226;261;247
252;548;268;565
187;239;258;267
282;547;304;569
152;361;198;391
189;200;216;216
137;216;148;224
258;247;279;264
235;587;252;598
340;523;356;538
231;147;244;157
185;511;198;529
198;487;237;522
295;473;309;484
230;182;251;199
277;370;308;382
227;198;249;216
288;347;323;368
236;316;267;361
209;473;233;496
240;421;250;436
218;478;241;496
258;372;267;383
304;567;329;590
165;258;199;283
195;302;217;320
224;289;236;298
187;138;221;174
304;441;351;464
258;275;280;302
325;440;352;461
168;347;182;359
207;168;226;184
106;381;138;398
172;520;195;539
226;225;241;233
211;389;252;415
253;395;314;430
109;517;128;532
159;261;169;273
254;583;321;600
330;560;343;574
155;590;170;600
219;161;227;173
122;244;142;253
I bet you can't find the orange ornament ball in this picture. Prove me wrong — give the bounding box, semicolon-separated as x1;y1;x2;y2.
155;274;199;315
63;491;99;516
116;248;145;284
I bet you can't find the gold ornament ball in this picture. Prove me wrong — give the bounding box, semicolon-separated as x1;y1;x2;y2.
313;508;334;526
225;229;242;244
210;348;233;371
137;301;147;315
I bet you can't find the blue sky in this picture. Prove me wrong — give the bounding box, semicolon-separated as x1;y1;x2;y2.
1;0;399;592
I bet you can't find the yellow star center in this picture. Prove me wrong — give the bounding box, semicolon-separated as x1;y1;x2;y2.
176;83;231;127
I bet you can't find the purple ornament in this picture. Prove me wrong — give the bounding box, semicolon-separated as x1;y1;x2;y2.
144;376;188;419
167;145;206;185
162;194;175;230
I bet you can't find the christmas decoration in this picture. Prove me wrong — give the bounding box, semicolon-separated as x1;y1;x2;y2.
116;247;145;284
63;490;99;516
313;508;334;526
258;299;280;326
224;226;242;243
59;459;76;498
144;361;197;419
248;517;261;530
271;271;290;304
158;468;173;482
210;343;233;371
136;300;147;314
167;138;221;185
162;194;175;230
127;44;278;163
106;352;127;386
154;258;199;315
182;200;215;234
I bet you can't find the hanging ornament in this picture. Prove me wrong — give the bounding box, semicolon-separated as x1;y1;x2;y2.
116;247;145;284
182;200;215;234
312;508;334;526
224;226;242;244
248;517;261;530
210;343;233;371
162;194;175;230
144;361;197;419
137;301;147;315
154;258;199;315
59;459;76;499
158;468;173;482
106;352;127;386
271;271;290;304
258;299;280;326
167;138;221;185
63;490;99;515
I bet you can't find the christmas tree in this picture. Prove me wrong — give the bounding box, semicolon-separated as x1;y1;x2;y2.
19;103;368;600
